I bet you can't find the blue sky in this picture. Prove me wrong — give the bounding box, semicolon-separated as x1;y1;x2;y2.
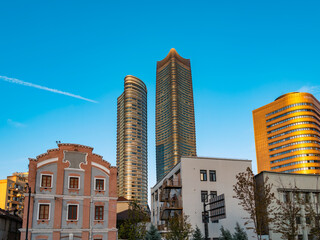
1;0;320;193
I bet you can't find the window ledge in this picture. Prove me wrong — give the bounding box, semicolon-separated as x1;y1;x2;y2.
37;219;49;224
94;220;104;225
68;189;80;194
66;220;78;225
95;190;105;195
40;187;52;192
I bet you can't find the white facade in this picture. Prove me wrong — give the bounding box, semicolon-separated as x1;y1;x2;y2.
256;171;320;240
151;156;255;240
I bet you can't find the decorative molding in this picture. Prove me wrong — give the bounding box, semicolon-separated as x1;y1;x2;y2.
20;228;117;233
92;162;110;174
33;194;113;200
37;158;58;167
64;168;85;172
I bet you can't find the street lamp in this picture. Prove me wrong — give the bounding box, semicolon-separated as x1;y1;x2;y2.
25;183;31;240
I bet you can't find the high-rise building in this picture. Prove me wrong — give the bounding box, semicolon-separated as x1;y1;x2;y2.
117;75;148;206
156;49;197;181
253;92;320;174
0;172;28;217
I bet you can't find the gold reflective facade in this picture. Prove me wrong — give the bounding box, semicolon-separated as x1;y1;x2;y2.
117;75;147;206
253;92;320;174
156;49;197;181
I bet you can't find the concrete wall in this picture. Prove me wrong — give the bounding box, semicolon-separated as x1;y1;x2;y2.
181;157;255;240
260;172;320;240
151;156;255;239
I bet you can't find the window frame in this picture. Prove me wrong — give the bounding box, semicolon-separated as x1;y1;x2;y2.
210;191;217;199
66;204;79;221
306;216;311;225
201;190;208;203
68;176;80;189
200;170;207;181
209;170;216;182
94;178;106;191
37;203;51;220
283;192;290;203
94;205;104;220
40;174;53;188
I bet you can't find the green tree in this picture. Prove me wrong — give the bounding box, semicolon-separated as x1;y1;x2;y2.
118;200;149;240
219;226;233;240
232;222;248;240
165;214;193;240
273;185;302;240
145;224;161;240
233;167;276;240
192;226;203;240
305;177;320;240
305;197;320;240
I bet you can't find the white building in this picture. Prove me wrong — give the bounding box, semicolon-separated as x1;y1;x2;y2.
256;171;320;240
151;156;255;240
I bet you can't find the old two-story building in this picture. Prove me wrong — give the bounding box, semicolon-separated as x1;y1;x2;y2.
20;143;117;240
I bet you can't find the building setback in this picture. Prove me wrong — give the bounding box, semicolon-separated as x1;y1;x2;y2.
156;49;197;181
253;92;320;174
151;156;255;240
117;75;148;206
20;143;117;240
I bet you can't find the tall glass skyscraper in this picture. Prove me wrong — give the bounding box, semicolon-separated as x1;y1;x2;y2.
117;75;148;206
156;49;197;181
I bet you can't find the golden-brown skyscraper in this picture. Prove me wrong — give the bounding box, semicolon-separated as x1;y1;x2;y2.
253;92;320;174
117;75;147;206
156;49;197;181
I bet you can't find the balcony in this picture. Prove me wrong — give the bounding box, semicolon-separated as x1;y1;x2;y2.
162;178;181;189
159;189;170;202
160;199;182;211
160;198;183;220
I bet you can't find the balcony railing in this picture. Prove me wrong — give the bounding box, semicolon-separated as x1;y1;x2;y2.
162;178;182;188
159;189;170;202
160;199;182;212
160;201;183;221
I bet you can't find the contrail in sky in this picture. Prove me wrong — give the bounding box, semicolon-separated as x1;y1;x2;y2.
0;75;98;103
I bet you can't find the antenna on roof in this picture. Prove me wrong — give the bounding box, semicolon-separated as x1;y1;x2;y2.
56;141;61;145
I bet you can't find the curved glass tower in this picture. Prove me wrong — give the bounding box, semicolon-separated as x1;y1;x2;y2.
253;92;320;174
156;49;197;181
117;75;147;206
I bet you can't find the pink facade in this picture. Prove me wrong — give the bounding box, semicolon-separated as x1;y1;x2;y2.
20;143;117;240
